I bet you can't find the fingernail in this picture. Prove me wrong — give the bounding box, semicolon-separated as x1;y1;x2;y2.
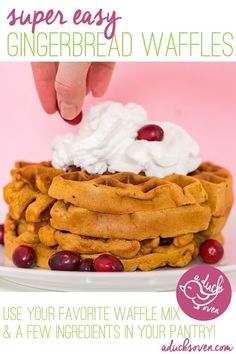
60;102;78;120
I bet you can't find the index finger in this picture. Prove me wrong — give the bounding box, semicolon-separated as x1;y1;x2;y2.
31;62;58;114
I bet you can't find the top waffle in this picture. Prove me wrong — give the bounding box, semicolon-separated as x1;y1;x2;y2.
48;170;209;214
48;162;233;215
4;162;233;216
4;161;233;218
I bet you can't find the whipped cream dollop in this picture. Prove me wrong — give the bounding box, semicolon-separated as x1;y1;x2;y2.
52;101;201;177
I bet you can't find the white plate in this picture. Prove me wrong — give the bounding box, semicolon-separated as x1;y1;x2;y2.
0;209;235;292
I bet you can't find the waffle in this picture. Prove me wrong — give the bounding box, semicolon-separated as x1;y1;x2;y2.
48;170;208;214
3;161;233;271
4;215;225;271
50;201;211;240
189;162;233;217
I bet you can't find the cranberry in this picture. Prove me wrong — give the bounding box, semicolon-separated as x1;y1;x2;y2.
137;124;164;141
200;240;224;264
94;254;124;272
12;246;36;268
79;258;95;272
0;224;4;245
49;251;81;271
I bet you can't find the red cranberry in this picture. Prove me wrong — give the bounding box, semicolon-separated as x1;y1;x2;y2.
49;251;81;271
137;124;164;141
94;254;124;272
79;258;95;272
0;224;4;245
200;240;224;264
12;246;36;268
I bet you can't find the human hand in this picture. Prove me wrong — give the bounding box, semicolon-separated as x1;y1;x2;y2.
31;62;115;121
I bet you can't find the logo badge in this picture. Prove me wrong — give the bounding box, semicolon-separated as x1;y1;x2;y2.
176;265;232;321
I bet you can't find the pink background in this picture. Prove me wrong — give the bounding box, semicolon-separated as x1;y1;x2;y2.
0;62;235;211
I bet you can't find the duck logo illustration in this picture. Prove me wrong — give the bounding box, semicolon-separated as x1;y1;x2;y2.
179;274;224;310
176;265;232;321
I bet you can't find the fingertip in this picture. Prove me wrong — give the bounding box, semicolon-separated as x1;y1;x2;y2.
39;97;58;115
59;101;79;120
91;87;104;97
57;104;83;125
44;104;57;115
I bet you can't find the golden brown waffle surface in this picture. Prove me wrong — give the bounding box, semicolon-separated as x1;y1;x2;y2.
48;170;208;214
3;161;233;271
50;201;211;240
4;214;225;272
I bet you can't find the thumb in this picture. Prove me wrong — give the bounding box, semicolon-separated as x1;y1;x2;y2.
55;62;91;120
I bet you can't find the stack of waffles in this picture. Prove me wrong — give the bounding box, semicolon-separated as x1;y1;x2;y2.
3;161;233;271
